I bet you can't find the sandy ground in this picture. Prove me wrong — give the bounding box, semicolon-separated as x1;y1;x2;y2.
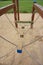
0;13;43;65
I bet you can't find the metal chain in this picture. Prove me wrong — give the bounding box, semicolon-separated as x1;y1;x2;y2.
0;35;17;47
5;13;43;48
10;50;15;65
20;13;40;35
34;14;40;23
0;13;42;65
23;36;43;48
0;47;19;65
5;13;40;36
0;47;16;59
5;14;20;35
24;48;42;65
5;14;31;36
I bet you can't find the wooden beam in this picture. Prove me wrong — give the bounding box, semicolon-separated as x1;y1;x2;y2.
0;3;14;16
31;5;35;28
12;0;18;28
16;0;20;20
12;0;17;20
34;3;43;18
31;3;43;28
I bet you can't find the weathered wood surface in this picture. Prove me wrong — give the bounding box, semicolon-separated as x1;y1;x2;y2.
0;13;43;65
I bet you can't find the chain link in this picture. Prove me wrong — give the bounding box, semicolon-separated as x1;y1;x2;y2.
24;48;42;65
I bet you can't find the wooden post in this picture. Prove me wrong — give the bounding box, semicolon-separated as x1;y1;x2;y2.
16;0;20;20
31;5;35;28
31;1;37;28
14;0;19;20
31;2;43;28
13;0;18;28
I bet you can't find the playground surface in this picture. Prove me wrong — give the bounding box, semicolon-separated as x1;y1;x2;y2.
0;13;43;65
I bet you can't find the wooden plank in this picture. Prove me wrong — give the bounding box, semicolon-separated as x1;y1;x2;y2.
17;21;32;23
0;3;15;16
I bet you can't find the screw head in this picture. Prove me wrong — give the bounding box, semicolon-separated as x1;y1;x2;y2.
20;35;24;38
21;26;25;29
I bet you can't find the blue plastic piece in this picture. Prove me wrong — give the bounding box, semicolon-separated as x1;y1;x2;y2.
17;50;22;53
33;0;37;3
